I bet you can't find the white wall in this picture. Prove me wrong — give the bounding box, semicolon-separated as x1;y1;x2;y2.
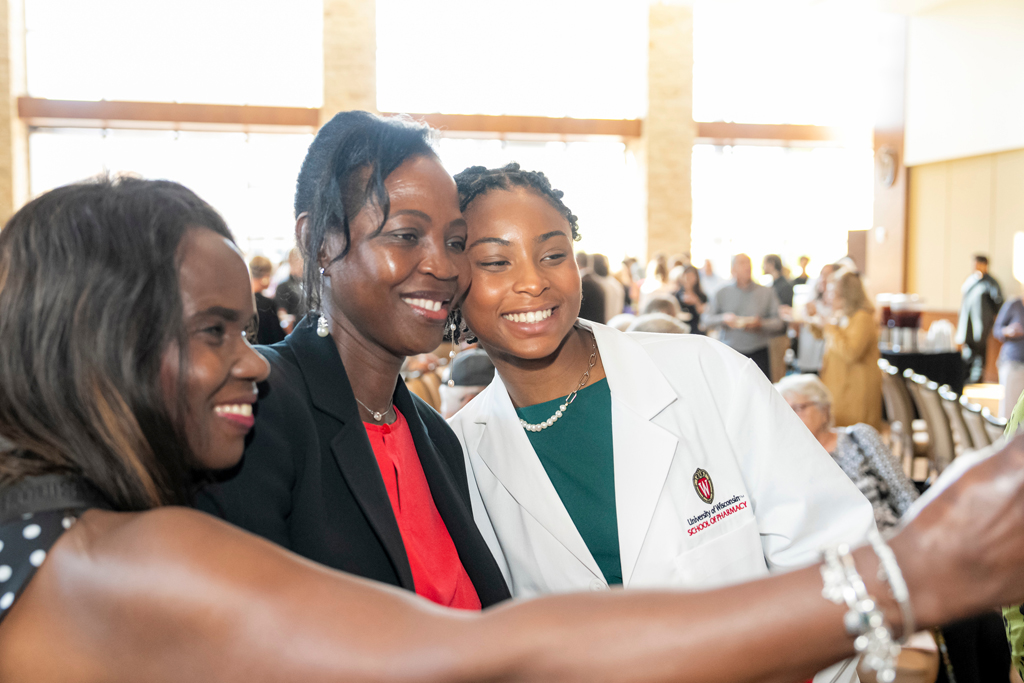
905;0;1024;166
906;148;1024;309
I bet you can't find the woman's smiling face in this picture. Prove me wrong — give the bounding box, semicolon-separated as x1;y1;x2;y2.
321;154;468;358
460;187;580;362
161;228;271;470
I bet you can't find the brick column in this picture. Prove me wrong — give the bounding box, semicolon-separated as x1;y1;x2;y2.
0;0;28;222
321;0;377;126
645;2;696;261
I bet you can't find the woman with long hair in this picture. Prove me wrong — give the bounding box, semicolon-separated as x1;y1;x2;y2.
4;178;1024;683
673;264;707;333
197;112;509;609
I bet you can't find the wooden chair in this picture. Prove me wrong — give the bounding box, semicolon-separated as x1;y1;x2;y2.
909;373;955;473
938;384;974;456
960;396;991;448
982;407;1008;443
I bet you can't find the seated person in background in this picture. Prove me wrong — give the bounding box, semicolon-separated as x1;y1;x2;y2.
773;374;1022;683
607;312;636;332
439;348;495;419
641;292;684;319
249;255;286;346
776;374;917;532
626;312;690;334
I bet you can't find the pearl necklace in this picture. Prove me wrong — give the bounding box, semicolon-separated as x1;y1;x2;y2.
520;331;598;432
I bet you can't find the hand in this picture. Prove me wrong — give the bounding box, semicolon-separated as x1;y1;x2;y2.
722;313;737;328
682;292;700;306
778;305;793;322
805;301;818;316
745;317;762;330
891;435;1024;627
1004;322;1024;339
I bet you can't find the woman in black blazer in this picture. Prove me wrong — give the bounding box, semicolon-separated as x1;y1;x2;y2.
198;112;509;608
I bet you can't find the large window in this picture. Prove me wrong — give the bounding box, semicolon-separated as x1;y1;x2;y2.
376;0;647;119
690;143;873;278
30;128;314;258
690;0;877;279
24;0;323;259
26;0;323;106
435;138;644;265
693;0;876;127
377;0;647;265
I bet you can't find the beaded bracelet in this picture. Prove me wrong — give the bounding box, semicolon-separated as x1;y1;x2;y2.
820;543;901;683
867;527;915;643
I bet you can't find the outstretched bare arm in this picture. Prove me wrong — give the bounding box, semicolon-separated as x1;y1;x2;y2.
4;436;1024;683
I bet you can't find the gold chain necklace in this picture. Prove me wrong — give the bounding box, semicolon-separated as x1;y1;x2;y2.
519;331;598;432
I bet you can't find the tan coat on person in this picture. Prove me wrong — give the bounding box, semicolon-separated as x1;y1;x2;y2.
819;309;882;430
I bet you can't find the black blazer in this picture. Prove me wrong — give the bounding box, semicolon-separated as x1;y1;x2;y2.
197;316;510;607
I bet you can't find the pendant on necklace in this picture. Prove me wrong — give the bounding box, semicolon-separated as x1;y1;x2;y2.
371;411;383;421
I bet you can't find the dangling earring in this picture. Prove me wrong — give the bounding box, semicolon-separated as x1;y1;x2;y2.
447;321;458;387
317;266;330;337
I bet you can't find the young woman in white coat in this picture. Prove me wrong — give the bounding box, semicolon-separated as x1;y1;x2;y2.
448;163;876;601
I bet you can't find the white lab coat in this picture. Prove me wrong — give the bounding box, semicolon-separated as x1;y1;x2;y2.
452;322;872;682
450;321;876;597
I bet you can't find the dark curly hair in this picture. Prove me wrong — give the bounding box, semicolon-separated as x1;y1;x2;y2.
453;162;580;241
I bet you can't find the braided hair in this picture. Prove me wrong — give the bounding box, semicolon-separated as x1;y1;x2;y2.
453;162;580;241
447;163;580;345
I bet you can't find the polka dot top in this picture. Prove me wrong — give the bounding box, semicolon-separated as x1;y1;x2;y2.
0;508;85;621
0;474;109;624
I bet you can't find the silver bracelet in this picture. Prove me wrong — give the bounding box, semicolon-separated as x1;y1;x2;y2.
867;527;915;643
821;543;901;683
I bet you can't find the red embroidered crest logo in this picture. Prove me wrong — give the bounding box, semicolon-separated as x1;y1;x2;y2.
693;468;714;504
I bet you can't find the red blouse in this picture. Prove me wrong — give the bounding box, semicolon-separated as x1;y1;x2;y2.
363;408;481;610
